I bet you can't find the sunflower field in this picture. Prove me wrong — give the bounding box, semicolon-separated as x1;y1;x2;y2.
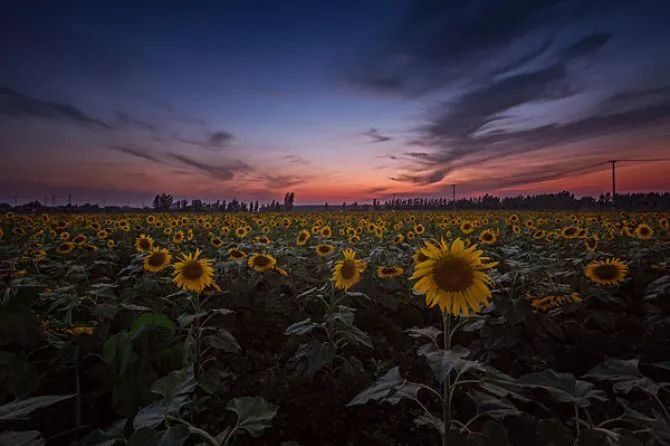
1;210;670;445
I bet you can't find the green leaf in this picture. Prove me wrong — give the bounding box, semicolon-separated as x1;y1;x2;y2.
406;326;441;343
584;358;658;395
151;367;196;401
347;367;403;406
0;394;75;420
518;369;606;407
0;430;44;446
467;389;521;420
336;324;372;349
420;345;482;384
131;313;175;337
285;318;318;336
414;412;444;434
294;339;332;379
225;396;278;438
202;329;240;353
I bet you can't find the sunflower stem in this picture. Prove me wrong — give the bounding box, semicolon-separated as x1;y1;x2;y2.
442;312;452;446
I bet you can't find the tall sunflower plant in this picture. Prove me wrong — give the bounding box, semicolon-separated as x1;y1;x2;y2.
348;238;513;445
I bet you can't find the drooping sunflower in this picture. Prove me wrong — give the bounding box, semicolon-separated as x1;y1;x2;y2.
634;223;654;240
478;229;497;245
332;248;367;290
228;247;247;262
315;243;335;257
296;229;310;246
585;258;628;286
135;234;154;252
144;247;172;273
173;249;215;293
377;265;404;278
583;235;599;253
411;238;498;316
248;253;277;272
56;242;75;254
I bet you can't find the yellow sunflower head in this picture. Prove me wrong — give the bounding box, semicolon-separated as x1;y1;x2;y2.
173;249;215;293
332;248;367;290
634;223;654;240
228;248;247;262
315;243;335;257
296;229;310;246
144;247;171;273
585;258;628;286
247;253;277;272
135;234;154;252
411;238;498;316
56;242;74;254
478;229;497;245
377;265;404;278
393;233;404;245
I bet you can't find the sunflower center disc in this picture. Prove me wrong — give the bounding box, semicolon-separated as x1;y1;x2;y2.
433;256;474;292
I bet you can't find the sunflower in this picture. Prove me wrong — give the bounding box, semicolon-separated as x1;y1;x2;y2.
256;235;271;245
585;258;628;286
106;239;115;248
173;231;185;244
56;242;75;254
634;223;654;240
460;221;474;234
414;224;425;235
59;231;70;240
377;265;404;278
144;247;171;273
235;227;249;239
248;253;277;272
228;248;247;262
583;235;598;252
412;247;429;265
532;229;546;239
660;218;669;231
135;234;154;252
478;229;497;245
332;248;367;290
210;237;224;248
173;249;215;293
561;226;579;239
393;234;404;245
296;229;310;246
411;238;498;316
315;243;335;256
529;293;582;312
320;226;333;238
72;234;87;246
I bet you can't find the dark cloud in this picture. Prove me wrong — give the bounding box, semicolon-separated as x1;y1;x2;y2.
167;152;249;181
179;130;234;150
262;174;305;188
114;111;156;132
363;128;392;143
363;186;389;195
208;131;233;148
394;93;670;185
557;32;611;61
349;0;609;96
0;86;111;129
107;145;160;163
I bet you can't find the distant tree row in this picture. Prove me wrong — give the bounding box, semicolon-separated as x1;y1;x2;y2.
376;191;670;211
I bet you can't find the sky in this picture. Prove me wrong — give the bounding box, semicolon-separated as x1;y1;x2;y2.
1;0;670;206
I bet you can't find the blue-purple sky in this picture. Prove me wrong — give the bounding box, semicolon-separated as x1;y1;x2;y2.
1;0;670;205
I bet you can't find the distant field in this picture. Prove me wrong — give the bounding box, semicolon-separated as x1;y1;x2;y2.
1;210;669;445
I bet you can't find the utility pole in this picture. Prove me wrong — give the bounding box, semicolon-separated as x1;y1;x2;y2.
68;193;72;206
608;160;616;210
51;195;55;207
608;159;670;211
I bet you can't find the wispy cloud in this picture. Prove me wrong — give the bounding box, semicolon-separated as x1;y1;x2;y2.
167;152;249;181
107;144;161;162
0;86;111;129
363;128;392;143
